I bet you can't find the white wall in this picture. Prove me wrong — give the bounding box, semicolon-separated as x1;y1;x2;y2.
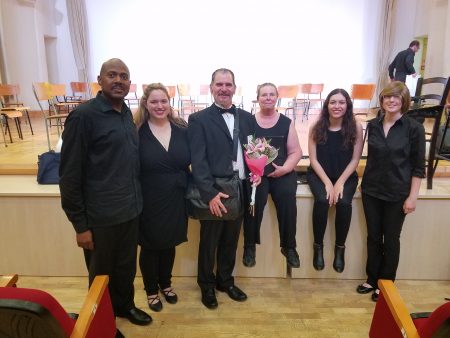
392;0;450;78
84;0;383;106
0;0;448;110
0;0;77;109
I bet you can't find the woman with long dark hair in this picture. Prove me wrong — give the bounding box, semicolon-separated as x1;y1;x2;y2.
307;88;363;273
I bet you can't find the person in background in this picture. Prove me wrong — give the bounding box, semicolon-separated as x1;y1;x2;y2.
242;83;302;268
134;83;190;312
388;40;420;83
357;81;425;301
59;58;152;326
307;89;363;273
187;68;257;309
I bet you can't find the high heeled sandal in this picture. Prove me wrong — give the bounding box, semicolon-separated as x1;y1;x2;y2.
147;294;162;312
161;288;178;304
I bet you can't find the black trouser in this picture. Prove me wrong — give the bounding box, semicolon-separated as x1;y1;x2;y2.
243;171;297;248
394;72;407;83
362;193;406;288
307;172;358;246
83;217;138;315
197;216;242;290
139;247;176;295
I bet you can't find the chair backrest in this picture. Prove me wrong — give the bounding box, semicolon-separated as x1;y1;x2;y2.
177;83;191;97
414;77;450;106
70;82;89;99
0;275;116;338
166;85;176;106
351;83;376;101
89;82;101;97
351;83;376;114
415;302;450;338
310;83;324;95
277;85;298;108
233;86;244;108
0;84;21;106
369;279;418;338
128;83;137;97
1;275;18;287
50;84;68;100
0;287;76;337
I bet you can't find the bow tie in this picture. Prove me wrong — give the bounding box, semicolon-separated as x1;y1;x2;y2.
216;104;236;115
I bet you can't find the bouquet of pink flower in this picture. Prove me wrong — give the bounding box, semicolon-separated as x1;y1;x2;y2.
244;136;278;216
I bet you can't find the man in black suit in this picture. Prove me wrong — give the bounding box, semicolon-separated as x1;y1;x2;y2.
188;68;257;309
388;40;420;83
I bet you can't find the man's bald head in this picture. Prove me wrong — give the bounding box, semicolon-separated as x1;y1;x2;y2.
99;58;130;77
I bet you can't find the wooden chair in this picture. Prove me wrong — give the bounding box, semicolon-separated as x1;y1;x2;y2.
177;83;196;118
165;85;177;106
0;275;118;338
309;83;324;109
89;82;101;97
50;84;83;115
370;279;450;338
70;82;90;100
233;86;244;109
33;82;68;151
412;76;450;185
124;83;140;108
350;83;376;115
197;84;211;110
1;274;18;287
277;85;299;122
295;83;312;122
0;84;34;144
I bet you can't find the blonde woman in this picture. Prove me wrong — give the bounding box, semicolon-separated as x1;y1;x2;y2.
135;83;190;312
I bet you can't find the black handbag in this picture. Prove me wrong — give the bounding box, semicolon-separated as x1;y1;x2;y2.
186;108;243;220
37;151;60;184
186;174;243;220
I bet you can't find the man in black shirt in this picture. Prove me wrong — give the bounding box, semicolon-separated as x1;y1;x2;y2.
388;40;420;83
60;58;151;326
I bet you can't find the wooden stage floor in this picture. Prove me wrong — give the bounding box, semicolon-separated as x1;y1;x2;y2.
1;112;449;178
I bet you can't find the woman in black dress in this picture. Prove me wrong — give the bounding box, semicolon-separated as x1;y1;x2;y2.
135;83;190;312
307;89;363;273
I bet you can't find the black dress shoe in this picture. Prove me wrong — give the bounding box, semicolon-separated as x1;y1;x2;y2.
313;243;324;271
201;288;218;309
161;288;178;304
371;289;380;302
216;285;247;302
281;247;300;268
333;245;345;273
243;246;256;267
356;283;374;294
117;307;152;326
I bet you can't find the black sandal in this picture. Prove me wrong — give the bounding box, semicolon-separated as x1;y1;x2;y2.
147;294;162;312
161;288;178;304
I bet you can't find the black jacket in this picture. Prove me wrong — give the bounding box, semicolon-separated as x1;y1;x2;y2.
388;48;416;82
187;104;254;203
59;92;142;233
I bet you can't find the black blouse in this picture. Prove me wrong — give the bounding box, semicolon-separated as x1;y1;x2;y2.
361;114;425;201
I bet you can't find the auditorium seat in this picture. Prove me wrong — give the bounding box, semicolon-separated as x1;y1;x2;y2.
370;279;450;338
0;274;118;338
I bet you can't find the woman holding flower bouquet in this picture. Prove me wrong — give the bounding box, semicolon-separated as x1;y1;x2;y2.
243;83;303;268
307;88;363;273
135;83;190;312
